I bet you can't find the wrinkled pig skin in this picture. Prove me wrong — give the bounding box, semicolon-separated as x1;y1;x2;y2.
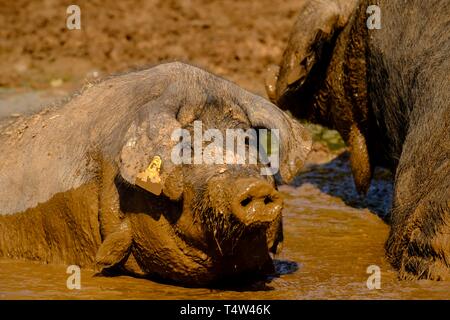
270;0;450;280
0;62;312;286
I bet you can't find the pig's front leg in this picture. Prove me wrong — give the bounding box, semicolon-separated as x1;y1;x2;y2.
95;158;136;273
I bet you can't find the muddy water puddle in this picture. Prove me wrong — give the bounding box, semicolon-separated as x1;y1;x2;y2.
0;151;449;299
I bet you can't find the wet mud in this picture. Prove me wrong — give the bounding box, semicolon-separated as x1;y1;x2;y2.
1;0;448;300
1;147;448;299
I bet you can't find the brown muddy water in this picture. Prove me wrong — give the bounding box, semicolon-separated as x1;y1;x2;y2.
0;149;448;299
0;89;448;299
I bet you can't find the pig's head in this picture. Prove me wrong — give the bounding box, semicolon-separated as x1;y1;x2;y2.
265;0;378;194
96;63;312;286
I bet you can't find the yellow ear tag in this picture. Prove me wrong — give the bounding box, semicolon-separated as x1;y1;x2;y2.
135;156;163;195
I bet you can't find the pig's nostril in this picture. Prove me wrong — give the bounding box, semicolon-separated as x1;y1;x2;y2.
240;197;252;207
240;195;275;207
264;196;273;205
231;178;283;227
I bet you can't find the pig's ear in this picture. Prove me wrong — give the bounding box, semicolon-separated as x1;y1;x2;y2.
267;0;357;102
119;104;184;201
241;95;312;184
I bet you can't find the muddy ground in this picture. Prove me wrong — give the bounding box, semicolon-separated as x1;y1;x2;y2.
0;0;302;96
0;0;448;299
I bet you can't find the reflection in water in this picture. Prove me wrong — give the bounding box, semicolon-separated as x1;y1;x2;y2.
294;151;393;218
0;150;448;299
273;260;300;277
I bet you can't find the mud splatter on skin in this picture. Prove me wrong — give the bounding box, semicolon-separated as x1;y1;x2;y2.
0;62;312;286
271;0;450;280
1;147;449;299
0;182;101;267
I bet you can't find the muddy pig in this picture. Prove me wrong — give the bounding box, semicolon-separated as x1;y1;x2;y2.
268;0;450;280
0;62;312;286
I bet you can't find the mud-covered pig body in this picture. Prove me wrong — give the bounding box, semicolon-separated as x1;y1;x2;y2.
0;62;312;285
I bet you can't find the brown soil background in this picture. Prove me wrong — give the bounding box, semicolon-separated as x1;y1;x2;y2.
0;0;301;96
2;1;450;299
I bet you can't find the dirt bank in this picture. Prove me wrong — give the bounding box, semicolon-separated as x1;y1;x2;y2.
0;0;302;95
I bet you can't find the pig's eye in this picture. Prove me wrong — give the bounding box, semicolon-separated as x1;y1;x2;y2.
257;128;279;157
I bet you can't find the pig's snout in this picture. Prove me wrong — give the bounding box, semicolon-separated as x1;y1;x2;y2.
231;178;282;227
